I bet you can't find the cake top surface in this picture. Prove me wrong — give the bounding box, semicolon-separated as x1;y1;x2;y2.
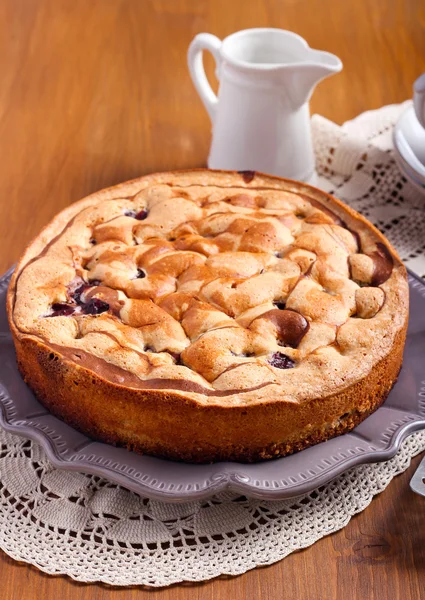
8;170;408;406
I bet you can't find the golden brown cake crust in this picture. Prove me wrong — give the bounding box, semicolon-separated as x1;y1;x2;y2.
7;170;409;462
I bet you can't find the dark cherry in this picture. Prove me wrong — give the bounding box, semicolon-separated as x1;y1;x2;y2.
72;285;88;304
273;301;286;310
83;298;110;315
135;209;148;220
124;208;148;220
72;281;100;304
269;352;295;369
370;242;393;286
48;281;108;318
238;170;256;183
49;303;75;317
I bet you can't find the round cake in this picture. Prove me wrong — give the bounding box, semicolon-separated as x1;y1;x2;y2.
7;170;409;462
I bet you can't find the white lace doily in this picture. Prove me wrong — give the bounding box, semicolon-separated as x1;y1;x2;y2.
313;101;425;277
0;103;424;587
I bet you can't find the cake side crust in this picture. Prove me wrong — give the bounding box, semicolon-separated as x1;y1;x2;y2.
13;315;406;463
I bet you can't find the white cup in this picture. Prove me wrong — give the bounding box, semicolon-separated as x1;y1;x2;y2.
413;73;425;129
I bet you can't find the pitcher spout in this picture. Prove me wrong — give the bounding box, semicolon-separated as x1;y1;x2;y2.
287;50;342;107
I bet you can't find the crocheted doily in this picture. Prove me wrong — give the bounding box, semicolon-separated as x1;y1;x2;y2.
313;101;425;277
0;103;424;587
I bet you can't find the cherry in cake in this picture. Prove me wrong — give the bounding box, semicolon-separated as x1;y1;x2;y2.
269;353;295;369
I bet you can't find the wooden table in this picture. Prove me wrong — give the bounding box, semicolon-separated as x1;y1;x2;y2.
0;0;424;598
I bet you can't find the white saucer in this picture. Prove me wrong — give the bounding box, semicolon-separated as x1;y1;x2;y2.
393;105;425;194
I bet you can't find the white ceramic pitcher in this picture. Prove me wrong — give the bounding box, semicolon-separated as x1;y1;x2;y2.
188;28;342;183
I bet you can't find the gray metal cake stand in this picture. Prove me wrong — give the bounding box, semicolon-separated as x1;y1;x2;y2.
0;267;424;502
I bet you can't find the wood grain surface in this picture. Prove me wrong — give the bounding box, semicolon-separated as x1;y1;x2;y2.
0;0;424;598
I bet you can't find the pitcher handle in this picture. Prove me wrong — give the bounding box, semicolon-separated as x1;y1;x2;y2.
413;73;425;129
188;33;222;123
